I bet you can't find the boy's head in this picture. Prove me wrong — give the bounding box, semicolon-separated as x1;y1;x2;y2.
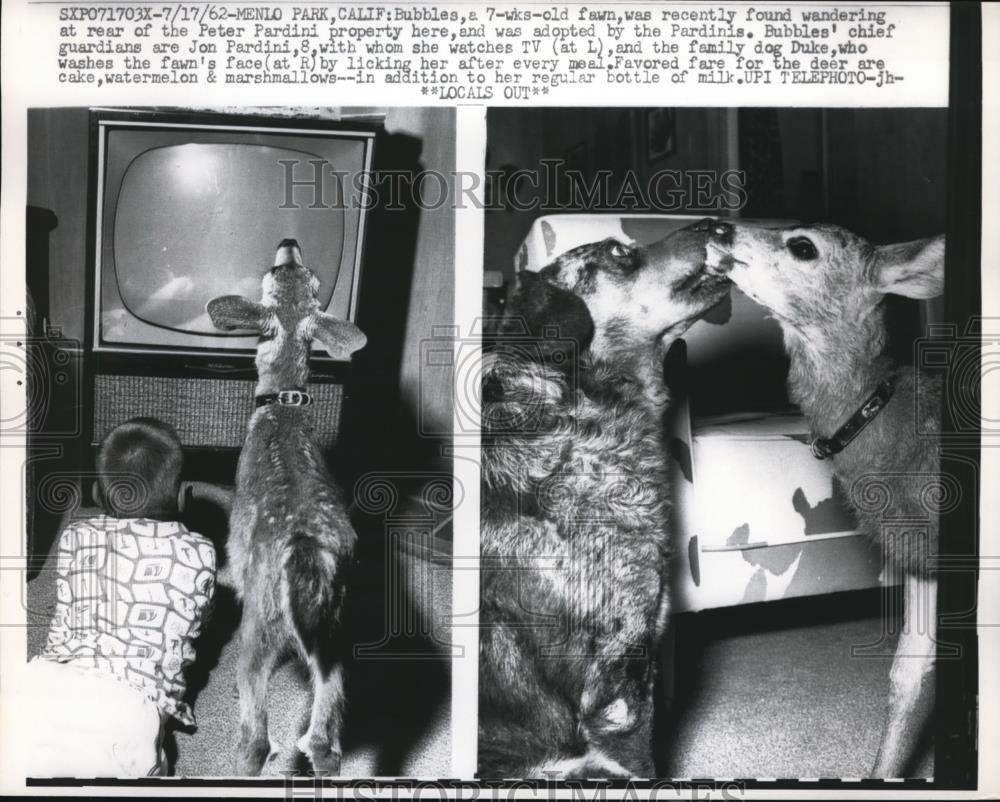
96;417;183;519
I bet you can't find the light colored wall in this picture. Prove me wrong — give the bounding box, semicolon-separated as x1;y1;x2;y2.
356;107;455;436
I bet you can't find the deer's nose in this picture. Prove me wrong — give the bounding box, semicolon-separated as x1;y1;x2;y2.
274;239;303;267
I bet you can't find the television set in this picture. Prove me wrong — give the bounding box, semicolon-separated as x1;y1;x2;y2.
90;108;376;362
85;109;379;448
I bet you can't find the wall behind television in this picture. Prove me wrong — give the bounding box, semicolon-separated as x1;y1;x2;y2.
27;107;91;342
26;107;455;473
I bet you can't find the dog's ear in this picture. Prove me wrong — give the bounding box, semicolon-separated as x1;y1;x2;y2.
504;270;594;359
313;313;367;360
206;295;268;332
874;235;945;299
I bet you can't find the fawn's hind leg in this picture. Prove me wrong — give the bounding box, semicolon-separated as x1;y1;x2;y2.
872;573;936;778
297;660;346;776
235;615;279;776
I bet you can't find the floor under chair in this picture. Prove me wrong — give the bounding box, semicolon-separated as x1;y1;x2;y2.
663;590;934;779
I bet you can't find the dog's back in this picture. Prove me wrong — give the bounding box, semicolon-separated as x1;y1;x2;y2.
478;230;729;778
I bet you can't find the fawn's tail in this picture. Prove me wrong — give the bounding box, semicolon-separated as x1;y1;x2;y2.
283;532;345;674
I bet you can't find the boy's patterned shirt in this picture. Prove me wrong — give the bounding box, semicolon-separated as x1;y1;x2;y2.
40;516;216;727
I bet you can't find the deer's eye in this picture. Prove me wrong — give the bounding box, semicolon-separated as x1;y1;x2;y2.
609;242;631;259
787;237;818;261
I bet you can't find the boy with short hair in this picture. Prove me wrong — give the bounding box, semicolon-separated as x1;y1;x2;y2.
22;417;216;777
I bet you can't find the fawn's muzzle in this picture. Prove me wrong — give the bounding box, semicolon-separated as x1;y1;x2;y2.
273;238;304;268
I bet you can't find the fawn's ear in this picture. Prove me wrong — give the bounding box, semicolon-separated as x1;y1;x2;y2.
502;269;594;360
206;295;268;331
874;235;945;299
313;313;367;360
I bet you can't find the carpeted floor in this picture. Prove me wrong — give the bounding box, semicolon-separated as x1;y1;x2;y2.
25;525;931;779
26;501;453;778
664;590;933;779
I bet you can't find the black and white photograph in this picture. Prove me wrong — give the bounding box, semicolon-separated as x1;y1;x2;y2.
20;106;455;778
479;103;978;782
0;0;994;797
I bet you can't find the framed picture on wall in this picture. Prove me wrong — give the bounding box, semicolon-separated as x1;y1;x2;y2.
646;108;676;161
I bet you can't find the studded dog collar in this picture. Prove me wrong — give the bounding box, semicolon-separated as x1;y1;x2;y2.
255;389;313;408
810;379;895;460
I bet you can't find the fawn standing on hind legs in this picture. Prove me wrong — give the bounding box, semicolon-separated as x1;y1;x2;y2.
207;239;367;776
703;220;946;778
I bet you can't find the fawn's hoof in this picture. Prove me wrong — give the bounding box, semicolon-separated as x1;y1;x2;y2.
235;736;271;776
306;748;342;777
297;732;342;776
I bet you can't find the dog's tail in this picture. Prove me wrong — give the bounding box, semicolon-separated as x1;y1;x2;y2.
283;532;345;674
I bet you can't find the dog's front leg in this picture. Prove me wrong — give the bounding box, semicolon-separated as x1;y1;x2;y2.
578;632;657;778
872;573;936;778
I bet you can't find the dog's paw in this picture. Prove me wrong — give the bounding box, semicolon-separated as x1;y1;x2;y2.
534;750;632;780
601;698;631;729
581;696;639;736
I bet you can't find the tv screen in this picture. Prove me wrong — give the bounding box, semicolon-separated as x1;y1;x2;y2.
92;112;375;360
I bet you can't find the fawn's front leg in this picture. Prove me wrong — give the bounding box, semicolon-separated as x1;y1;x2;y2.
872;573;936;778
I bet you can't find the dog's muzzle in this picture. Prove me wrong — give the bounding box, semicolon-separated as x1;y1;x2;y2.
691;218;735;245
694;219;737;276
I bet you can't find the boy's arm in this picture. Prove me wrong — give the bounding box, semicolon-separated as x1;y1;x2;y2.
186;537;218;640
44;525;78;649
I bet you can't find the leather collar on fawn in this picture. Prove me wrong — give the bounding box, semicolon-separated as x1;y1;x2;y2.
256;389;313;408
810;379;895;459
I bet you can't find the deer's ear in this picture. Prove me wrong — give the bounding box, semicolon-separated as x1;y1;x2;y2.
313;313;367;361
874;235;945;299
206;295;268;332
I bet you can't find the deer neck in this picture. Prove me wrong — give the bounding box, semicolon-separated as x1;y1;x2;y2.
254;324;311;398
781;306;894;440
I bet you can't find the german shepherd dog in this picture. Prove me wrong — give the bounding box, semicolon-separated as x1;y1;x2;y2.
479;225;729;778
207;239;367;775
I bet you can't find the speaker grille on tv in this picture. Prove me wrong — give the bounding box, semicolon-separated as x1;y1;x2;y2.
93;375;343;449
